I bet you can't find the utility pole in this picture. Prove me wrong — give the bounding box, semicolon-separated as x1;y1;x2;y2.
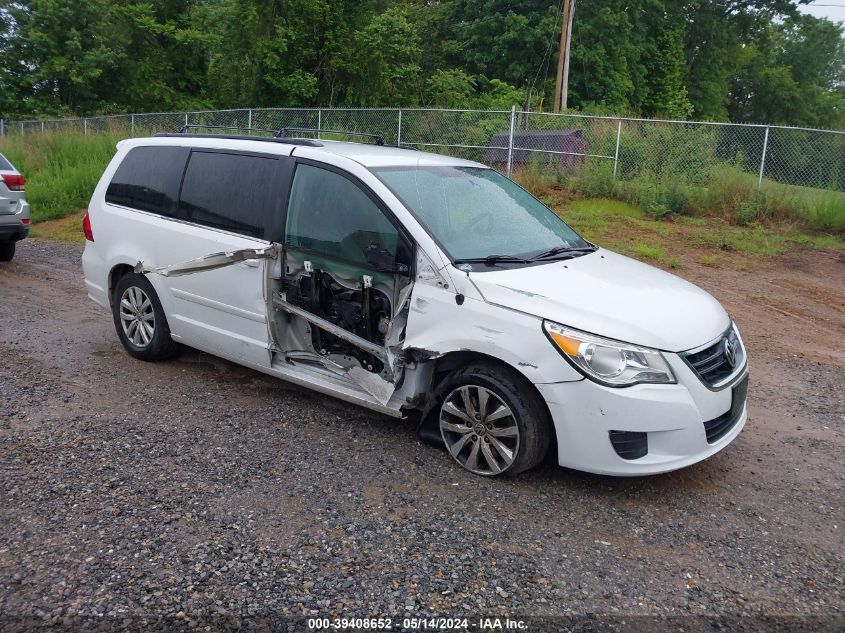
553;0;577;113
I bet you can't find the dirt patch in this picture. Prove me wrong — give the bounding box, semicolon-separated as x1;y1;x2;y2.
656;246;845;367
28;210;86;244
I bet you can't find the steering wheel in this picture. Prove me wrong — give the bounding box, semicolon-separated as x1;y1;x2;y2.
465;212;496;232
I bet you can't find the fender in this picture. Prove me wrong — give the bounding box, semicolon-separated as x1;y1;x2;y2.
403;280;583;385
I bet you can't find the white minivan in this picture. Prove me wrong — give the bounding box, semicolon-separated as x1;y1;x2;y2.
82;131;748;477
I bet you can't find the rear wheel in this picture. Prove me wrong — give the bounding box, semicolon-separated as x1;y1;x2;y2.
438;362;552;476
112;273;179;361
0;241;15;262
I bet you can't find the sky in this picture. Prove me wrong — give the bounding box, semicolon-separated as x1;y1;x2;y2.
799;2;845;23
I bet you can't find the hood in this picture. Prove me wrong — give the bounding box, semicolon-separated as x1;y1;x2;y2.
466;249;730;352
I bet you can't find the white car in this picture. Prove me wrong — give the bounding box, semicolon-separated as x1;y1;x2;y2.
82;130;748;477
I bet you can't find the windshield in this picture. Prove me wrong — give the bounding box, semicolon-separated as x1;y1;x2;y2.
370;166;589;263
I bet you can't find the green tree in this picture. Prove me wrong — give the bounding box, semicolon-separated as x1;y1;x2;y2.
0;0;842;129
444;1;563;90
1;0;125;114
728;15;845;127
640;6;694;118
568;0;640;111
334;6;422;106
109;1;209;112
425;69;477;108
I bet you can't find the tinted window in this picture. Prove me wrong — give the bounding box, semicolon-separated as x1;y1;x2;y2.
106;146;188;215
285;165;399;266
178;151;277;239
0;154;14;171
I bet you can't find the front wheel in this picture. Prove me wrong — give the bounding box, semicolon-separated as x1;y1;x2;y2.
438;363;552;476
112;273;179;361
0;241;15;262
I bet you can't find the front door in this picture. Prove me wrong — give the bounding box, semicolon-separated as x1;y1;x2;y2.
277;161;413;381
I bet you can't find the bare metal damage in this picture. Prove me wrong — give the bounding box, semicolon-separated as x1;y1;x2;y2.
134;244;433;411
132;242;567;416
272;293;390;369
135;244;281;277
132;237;578;424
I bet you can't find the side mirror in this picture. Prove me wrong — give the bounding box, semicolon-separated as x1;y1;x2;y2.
365;241;396;273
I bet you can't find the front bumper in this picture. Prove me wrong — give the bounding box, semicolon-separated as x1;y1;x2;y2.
536;354;748;476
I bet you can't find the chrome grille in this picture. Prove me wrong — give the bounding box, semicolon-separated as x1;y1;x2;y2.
682;325;745;388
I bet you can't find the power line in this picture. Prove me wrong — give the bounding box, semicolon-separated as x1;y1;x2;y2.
528;0;565;102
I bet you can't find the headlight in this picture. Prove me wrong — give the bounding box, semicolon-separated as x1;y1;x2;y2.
543;321;676;387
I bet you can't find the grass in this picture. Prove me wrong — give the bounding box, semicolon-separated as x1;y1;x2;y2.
568;198;645;218
556;196;844;269
3;131;844;260
635;243;665;260
0;132;121;221
515;158;845;237
28;211;86;244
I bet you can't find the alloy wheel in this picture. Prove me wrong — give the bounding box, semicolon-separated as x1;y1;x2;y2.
439;385;520;475
119;286;155;348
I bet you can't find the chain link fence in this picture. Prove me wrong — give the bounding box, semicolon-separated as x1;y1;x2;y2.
2;107;843;194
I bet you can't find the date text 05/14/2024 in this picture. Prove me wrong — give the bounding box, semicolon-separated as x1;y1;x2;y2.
307;617;528;630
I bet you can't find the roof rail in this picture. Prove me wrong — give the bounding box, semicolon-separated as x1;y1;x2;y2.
153;125;323;147
179;124;282;136
280;128;385;146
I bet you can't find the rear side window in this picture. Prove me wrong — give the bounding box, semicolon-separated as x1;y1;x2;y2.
0;154;14;171
178;151;277;239
106;146;188;216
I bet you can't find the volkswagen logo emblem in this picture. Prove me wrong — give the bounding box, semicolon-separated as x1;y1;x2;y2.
724;337;737;368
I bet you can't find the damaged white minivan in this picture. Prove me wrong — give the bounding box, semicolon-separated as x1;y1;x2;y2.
82;129;748;477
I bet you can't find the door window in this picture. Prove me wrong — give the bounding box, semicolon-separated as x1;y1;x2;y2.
178;151;277;239
285;164;399;267
106;146;189;216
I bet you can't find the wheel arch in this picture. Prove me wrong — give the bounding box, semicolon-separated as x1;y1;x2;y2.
414;349;558;456
108;263;135;307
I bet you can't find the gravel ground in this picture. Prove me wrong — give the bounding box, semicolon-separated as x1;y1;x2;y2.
0;240;843;631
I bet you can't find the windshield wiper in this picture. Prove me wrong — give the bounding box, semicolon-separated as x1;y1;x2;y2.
529;245;598;261
453;254;532;266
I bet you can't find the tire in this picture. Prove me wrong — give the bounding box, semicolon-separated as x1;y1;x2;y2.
112;272;179;361
0;241;15;262
436;362;552;477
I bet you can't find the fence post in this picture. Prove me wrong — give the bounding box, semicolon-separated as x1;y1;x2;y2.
758;126;770;190
248;109;252;130
317;109;322;139
184;113;189;129
41;121;45;135
613;119;622;176
21;122;24;135
84;119;87;136
397;109;402;146
131;114;135;136
506;105;516;177
0;119;4;138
